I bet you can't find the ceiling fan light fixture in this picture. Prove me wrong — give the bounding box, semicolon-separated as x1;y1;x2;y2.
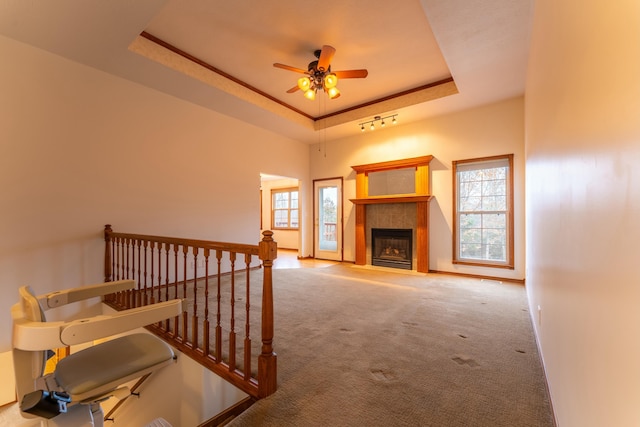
298;77;311;91
304;88;316;100
274;45;367;102
324;73;338;89
327;86;340;99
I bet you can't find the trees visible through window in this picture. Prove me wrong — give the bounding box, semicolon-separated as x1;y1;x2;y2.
272;188;299;229
453;154;514;268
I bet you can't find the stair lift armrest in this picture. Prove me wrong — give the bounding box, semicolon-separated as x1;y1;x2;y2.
13;299;185;350
59;299;185;346
12;316;67;351
38;280;136;310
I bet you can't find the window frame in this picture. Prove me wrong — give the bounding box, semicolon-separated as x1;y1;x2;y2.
452;154;514;269
271;187;299;230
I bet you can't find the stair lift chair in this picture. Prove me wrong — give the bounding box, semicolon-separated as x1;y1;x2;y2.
11;280;184;427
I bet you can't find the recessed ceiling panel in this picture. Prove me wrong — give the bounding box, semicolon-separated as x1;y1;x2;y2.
142;0;453;118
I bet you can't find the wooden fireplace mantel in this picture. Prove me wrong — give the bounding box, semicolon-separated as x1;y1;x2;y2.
350;156;434;273
349;195;433;205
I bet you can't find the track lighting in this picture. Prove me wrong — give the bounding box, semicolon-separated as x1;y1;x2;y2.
358;115;398;132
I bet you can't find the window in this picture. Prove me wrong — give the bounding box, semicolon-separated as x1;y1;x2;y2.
453;154;513;268
272;188;299;230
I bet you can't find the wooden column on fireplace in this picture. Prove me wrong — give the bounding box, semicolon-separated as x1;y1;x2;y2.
349;155;434;273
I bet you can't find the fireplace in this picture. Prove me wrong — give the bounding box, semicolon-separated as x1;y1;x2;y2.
371;228;413;270
350;155;433;273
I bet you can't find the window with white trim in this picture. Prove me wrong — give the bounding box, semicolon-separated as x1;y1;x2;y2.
271;188;299;230
453;154;514;268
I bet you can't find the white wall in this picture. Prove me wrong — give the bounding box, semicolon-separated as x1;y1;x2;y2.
310;97;526;281
0;34;309;401
525;1;640;426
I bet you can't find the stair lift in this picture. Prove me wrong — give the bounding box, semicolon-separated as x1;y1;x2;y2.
11;280;184;427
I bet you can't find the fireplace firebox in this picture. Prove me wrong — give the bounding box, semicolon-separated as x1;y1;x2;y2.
371;228;413;270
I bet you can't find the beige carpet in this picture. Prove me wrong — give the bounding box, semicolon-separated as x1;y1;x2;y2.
227;264;555;427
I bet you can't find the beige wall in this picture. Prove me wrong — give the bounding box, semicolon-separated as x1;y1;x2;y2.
310;97;526;281
0;34;310;352
525;1;640;426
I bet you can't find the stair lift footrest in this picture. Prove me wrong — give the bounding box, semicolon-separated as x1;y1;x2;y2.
21;390;70;419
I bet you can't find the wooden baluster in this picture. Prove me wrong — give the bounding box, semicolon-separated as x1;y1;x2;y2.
173;243;180;339
156;241;162;305
149;241;155;304
142;240;148;307
115;237;121;281
133;240;138;306
203;248;210;357
125;238;130;280
182;245;189;344
192;246;199;349
164;242;171;332
133;238;138;282
215;249;222;362
258;230;278;398
244;253;252;379
132;239;140;308
228;252;237;371
104;225;113;283
120;238;125;281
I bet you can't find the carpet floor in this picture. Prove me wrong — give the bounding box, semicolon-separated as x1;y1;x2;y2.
227;264;554;427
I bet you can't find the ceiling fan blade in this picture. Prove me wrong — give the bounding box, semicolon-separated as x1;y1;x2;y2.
334;69;369;79
286;85;300;93
273;63;308;74
317;45;336;71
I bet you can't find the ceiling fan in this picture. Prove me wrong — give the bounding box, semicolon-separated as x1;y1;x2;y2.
273;45;368;100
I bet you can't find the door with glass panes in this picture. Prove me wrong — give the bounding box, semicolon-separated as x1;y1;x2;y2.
314;178;342;261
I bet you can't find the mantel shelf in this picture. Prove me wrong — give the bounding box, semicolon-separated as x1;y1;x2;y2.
349;195;433;205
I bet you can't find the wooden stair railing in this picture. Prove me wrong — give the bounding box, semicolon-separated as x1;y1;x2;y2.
103;225;277;399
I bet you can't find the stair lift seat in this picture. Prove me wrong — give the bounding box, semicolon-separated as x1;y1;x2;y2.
11;280;184;426
54;333;175;402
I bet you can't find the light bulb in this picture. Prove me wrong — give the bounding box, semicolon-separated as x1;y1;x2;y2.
324;73;338;89
361;124;365;132
298;77;311;91
392;116;397;124
381;119;386;127
327;86;340;99
370;122;375;131
304;89;316;100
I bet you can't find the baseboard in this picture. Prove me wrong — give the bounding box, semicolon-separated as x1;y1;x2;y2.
428;269;525;285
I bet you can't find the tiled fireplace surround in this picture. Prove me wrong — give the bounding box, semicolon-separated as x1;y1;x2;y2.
366;203;417;267
350;155;433;273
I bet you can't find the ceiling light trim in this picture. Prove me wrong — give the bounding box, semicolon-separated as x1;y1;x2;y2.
139;31;313;119
131;32;315;132
314;78;458;131
132;32;457;133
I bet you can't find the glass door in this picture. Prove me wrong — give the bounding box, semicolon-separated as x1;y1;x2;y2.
314;178;342;261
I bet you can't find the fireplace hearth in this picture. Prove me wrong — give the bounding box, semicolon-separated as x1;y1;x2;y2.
371;228;413;270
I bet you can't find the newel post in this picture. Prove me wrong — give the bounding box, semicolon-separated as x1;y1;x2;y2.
104;224;113;283
258;230;278;397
